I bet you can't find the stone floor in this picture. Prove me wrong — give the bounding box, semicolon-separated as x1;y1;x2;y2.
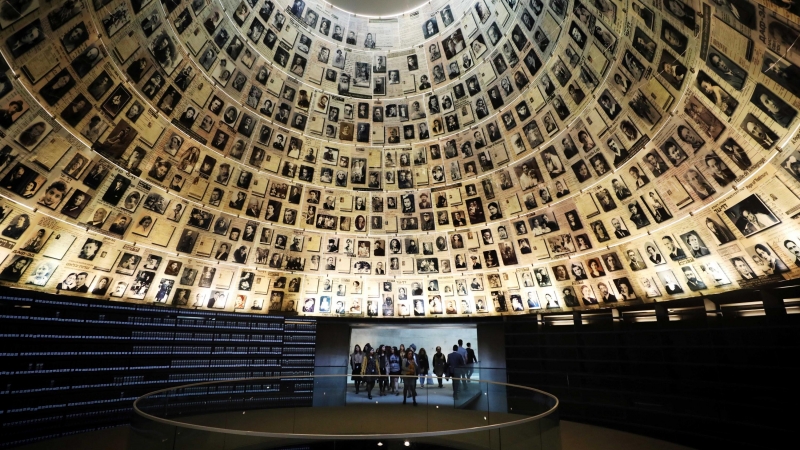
16;381;693;450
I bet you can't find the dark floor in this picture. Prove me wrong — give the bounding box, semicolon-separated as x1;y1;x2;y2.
16;421;693;450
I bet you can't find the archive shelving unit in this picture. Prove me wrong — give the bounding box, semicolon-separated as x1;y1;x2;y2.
0;291;316;448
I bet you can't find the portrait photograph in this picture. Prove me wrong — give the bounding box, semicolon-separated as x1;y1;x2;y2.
60;189;91;219
6;18;45;58
0;95;29;129
70;44;104;78
659;19;687;52
761;51;800;98
748;242;790;276
741;113;779;149
724;194;780;238
695;71;738;117
148;31;183;75
658;50;687;90
699;261;731;286
683;95;725;140
101;85;132;118
706;47;747;91
14;118;52;151
750;83;797;128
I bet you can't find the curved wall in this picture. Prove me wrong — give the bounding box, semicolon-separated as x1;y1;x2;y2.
0;0;797;318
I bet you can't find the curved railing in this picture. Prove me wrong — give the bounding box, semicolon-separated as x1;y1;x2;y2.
130;373;559;449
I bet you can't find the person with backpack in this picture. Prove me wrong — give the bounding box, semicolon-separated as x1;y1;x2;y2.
389;346;402;395
432;346;447;388
401;348;418;405
360;347;380;399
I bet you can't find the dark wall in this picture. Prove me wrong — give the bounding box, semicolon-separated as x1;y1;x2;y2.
476;322;507;385
314;321;351;370
504;313;798;450
476;322;506;369
312;321;350;406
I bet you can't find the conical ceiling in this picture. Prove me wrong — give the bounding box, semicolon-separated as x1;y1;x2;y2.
0;0;797;317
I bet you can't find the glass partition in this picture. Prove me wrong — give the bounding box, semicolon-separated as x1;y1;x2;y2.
130;374;558;450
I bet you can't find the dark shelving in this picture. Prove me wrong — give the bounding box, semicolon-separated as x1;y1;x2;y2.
504;314;799;450
0;293;316;448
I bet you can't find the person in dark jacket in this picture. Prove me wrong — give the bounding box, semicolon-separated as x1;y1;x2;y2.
417;348;430;388
388;347;401;395
360;348;380;399
401;349;418;405
465;343;478;382
446;345;466;399
377;345;389;396
432;346;446;388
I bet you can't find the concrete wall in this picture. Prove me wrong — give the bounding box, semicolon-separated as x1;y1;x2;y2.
349;326;478;360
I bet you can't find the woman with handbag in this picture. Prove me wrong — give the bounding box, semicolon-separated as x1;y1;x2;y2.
360;347;380;399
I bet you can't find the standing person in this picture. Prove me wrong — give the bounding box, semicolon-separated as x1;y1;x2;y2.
377;345;389;396
383;345;393;395
406;344;418;396
401;349;418;405
389;347;402;395
465;343;478;382
375;345;384;393
457;339;467;358
457;339;468;390
417;348;430;388
432;346;446;388
360;348;380;399
398;344;407;392
350;344;364;394
447;345;466;400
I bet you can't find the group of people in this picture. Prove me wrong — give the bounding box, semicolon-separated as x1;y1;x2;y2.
349;339;477;403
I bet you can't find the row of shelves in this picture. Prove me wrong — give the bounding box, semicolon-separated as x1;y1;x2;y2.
0;294;317;448
2;314;288;332
0;331;309;343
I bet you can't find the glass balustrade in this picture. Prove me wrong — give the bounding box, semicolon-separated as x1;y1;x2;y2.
130;372;559;450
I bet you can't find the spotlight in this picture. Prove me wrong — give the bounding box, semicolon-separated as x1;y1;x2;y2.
377;443;383;447
404;440;411;446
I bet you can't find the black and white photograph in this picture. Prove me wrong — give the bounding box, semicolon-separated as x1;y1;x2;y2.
724;194;780;238
750;84;797;128
14;118;52;151
761;52;800;98
683;96;725;140
695;71;738;117
741;114;779;149
658;50;687;90
660;21;687;54
706;48;747;91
